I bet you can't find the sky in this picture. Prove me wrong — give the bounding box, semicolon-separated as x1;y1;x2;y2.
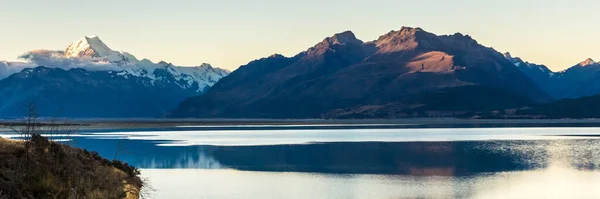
1;0;599;71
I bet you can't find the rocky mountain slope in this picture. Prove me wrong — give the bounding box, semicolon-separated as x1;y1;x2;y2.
172;27;551;118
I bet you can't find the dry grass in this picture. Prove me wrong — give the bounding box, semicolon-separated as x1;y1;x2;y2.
0;136;143;199
0;138;23;154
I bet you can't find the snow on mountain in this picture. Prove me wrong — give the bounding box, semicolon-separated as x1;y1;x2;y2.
503;52;528;67
64;35;230;92
503;52;554;76
117;60;229;92
3;35;229;93
65;35;125;62
503;53;600;99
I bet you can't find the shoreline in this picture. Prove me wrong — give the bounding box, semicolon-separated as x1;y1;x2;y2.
3;118;600;131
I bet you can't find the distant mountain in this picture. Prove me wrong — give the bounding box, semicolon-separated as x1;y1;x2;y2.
65;35;131;63
504;53;600;99
554;58;600;99
60;35;229;92
504;52;554;84
0;36;229;117
0;66;198;117
171;27;550;118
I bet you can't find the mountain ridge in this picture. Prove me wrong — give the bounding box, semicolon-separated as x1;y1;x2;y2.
171;27;551;118
504;52;600;99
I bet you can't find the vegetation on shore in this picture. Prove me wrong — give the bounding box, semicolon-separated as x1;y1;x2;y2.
0;102;144;199
0;136;143;198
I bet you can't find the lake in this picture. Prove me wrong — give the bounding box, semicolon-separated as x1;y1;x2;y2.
3;124;600;198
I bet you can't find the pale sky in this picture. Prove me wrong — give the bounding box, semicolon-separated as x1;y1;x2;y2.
1;0;599;71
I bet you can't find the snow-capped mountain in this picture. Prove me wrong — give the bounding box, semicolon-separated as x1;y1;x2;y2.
65;35;127;62
0;36;230;117
503;52;554;77
59;35;229;92
504;53;600;99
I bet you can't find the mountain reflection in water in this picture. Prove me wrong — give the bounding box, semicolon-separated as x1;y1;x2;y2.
29;126;600;198
73;137;600;176
138;139;600;198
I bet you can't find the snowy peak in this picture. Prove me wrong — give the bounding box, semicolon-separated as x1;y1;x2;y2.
5;35;231;93
65;35;126;63
503;52;554;79
578;58;597;66
65;35;109;57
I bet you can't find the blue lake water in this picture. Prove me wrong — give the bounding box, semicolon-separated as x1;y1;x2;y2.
3;125;600;198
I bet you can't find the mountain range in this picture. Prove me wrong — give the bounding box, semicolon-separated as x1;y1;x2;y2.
0;36;228;117
172;27;553;118
505;53;600;100
2;27;600;119
172;27;600;119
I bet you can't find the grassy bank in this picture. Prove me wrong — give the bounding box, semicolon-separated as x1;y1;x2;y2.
0;135;143;199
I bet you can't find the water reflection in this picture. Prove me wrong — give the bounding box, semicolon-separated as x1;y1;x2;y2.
205;140;599;175
51;127;600;198
71;136;600;176
142;148;224;169
143;166;600;199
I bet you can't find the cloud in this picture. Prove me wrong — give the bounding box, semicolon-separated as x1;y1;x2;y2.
17;49;122;71
0;60;36;79
0;49;131;79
